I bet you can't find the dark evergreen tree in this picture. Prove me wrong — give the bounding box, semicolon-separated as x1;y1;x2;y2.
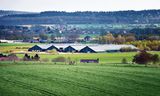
33;54;40;61
23;53;30;61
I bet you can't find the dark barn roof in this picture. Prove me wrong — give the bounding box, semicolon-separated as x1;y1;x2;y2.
79;46;96;53
64;46;77;52
28;44;138;53
47;45;59;51
28;45;59;52
28;45;44;51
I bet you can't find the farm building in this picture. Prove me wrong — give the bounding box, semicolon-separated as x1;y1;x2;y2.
71;45;86;52
63;46;77;52
79;46;96;53
28;45;43;52
103;45;138;52
28;44;138;53
54;44;69;52
80;59;99;63
28;45;59;52
47;45;59;51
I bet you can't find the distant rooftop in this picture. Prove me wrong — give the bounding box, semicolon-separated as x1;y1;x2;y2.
35;44;138;52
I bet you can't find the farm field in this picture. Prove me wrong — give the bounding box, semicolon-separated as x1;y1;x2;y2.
16;52;160;63
52;24;160;29
0;62;160;96
1;43;160;63
0;43;38;53
17;52;136;63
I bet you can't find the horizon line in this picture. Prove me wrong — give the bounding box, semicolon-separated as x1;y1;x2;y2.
1;9;160;13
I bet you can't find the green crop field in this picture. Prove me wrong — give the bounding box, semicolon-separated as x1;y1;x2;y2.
0;62;160;96
17;52;136;63
0;43;42;53
16;52;160;64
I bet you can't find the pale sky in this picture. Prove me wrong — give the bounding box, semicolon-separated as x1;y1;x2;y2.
0;0;160;12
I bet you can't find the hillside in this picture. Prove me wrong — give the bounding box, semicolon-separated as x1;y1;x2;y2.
0;10;160;25
0;10;34;17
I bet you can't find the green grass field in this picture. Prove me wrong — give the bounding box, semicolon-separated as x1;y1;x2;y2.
17;52;136;63
0;62;160;96
16;52;160;64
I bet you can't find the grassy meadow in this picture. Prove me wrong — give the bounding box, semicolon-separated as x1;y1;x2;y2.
0;62;160;96
17;52;137;63
16;52;160;64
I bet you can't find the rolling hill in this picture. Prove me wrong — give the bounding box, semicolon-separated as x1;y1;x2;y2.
0;10;160;25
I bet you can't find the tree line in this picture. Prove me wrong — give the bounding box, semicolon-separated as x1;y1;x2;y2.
126;40;160;51
1;10;160;25
99;33;136;44
98;32;160;51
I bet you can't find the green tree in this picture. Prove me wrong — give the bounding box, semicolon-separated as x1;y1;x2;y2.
122;58;128;64
152;54;159;64
132;50;152;65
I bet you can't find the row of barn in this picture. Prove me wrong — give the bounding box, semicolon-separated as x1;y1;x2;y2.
28;44;138;53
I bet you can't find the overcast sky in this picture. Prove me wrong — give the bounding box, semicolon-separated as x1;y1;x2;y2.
0;0;160;12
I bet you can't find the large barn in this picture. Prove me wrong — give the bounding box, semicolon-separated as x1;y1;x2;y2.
28;45;44;52
28;44;138;53
79;46;96;53
63;46;77;52
47;45;59;51
28;45;59;52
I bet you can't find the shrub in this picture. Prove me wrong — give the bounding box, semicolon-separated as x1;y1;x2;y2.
132;50;152;65
121;58;128;64
41;58;49;62
47;49;57;54
23;54;40;61
69;61;76;65
120;47;137;52
65;57;76;65
52;57;66;62
150;46;158;51
0;54;19;61
0;53;7;57
23;53;31;61
144;46;151;51
33;54;40;61
7;54;19;61
152;54;159;64
132;50;160;65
